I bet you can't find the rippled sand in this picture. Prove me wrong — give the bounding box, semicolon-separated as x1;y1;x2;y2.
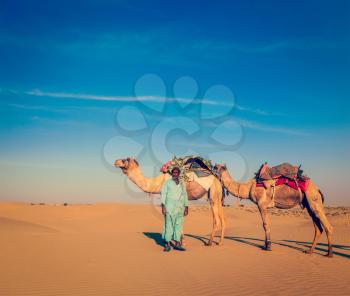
0;202;349;296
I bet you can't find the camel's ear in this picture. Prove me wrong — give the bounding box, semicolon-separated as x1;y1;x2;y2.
134;159;139;166
127;157;130;161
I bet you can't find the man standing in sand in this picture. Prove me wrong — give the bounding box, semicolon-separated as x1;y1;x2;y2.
161;167;189;252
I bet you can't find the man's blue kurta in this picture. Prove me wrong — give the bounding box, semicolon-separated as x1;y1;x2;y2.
161;179;189;242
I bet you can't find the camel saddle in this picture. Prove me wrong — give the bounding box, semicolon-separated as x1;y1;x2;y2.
160;155;213;178
160;156;215;191
255;162;310;192
258;162;301;180
183;156;212;177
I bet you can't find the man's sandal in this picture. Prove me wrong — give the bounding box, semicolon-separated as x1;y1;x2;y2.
173;245;186;251
163;245;171;252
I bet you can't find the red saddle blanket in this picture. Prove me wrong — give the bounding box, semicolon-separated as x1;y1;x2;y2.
256;177;310;192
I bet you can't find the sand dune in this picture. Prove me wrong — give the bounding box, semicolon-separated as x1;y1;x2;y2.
0;217;58;234
0;202;349;296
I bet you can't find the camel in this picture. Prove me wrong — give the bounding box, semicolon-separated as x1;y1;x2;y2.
114;157;226;246
214;164;334;257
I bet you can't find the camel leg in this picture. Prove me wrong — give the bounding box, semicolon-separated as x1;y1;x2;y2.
304;201;323;255
207;179;226;246
215;179;226;246
217;201;226;246
305;192;334;257
316;210;333;257
258;202;272;251
305;219;323;254
207;200;220;246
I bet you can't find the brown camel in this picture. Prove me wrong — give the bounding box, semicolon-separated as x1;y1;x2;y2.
214;164;334;257
114;157;226;246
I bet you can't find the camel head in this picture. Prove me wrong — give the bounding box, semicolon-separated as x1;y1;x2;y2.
114;157;139;174
213;163;227;178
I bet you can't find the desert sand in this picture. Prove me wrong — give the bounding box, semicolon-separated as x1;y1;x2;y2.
0;201;349;296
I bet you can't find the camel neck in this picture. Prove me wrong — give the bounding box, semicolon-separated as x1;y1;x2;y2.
220;171;252;199
126;166;169;194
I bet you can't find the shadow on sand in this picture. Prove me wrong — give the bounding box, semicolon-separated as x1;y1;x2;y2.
282;239;350;259
143;232;350;259
143;232;164;247
184;234;350;259
282;239;350;250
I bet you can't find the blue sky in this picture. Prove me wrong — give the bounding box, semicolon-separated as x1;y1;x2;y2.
0;0;349;204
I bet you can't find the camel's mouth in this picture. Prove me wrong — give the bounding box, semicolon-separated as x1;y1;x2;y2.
114;157;138;174
114;159;127;169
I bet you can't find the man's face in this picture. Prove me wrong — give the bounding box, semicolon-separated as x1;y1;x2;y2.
171;169;180;179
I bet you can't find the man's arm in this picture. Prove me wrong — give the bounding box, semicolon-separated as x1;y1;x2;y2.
161;204;167;216
183;183;189;216
160;181;168;216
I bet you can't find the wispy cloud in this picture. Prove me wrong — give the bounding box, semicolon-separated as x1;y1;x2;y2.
26;89;148;102
148;114;308;136
26;89;237;106
236;118;309;136
235;104;286;116
1;87;286;118
202;118;308;136
24;89;281;117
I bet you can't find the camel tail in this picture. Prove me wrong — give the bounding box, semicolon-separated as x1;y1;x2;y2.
319;190;325;204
